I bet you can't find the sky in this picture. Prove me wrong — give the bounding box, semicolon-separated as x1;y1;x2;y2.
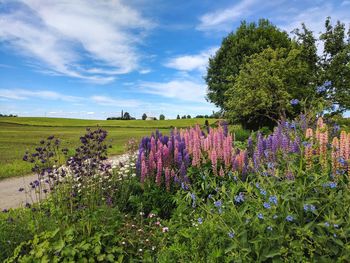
0;0;349;120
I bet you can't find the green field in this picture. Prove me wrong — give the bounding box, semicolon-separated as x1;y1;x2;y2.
0;117;218;180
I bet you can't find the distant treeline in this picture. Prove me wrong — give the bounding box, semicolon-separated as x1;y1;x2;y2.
0;114;17;117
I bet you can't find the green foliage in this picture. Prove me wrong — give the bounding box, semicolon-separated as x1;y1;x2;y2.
225;47;320;129
142;113;147;120
5;208;169;263
159;168;350;262
206;19;291;109
229;125;251;142
319;17;350;112
159;114;165;120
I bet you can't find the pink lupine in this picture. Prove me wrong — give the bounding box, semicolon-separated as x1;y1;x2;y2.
345;133;350;160
211;150;217;175
162;145;170;166
149;151;155;172
306;128;313;139
331;137;340;177
151;137;156;152
141;160;147;183
305;128;314;170
219;166;224;177
340;131;347;160
319;129;328;168
156;156;162;186
165;167;171;191
191;134;201;167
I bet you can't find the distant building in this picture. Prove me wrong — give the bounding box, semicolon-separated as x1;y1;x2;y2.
146;116;157;120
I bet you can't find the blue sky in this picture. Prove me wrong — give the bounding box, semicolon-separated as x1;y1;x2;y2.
0;0;349;119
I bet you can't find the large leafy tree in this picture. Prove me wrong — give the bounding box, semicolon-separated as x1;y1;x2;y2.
225;47;319;129
205;19;291;109
319;17;350;113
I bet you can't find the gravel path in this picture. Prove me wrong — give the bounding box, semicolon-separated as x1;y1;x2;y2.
0;154;130;210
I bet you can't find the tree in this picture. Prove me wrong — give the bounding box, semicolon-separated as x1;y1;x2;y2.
176;115;180;119
319;17;350;113
181;115;186;119
159;114;165;120
142;113;147;120
225;47;318;129
186;115;191;119
123;112;131;120
206;19;291;110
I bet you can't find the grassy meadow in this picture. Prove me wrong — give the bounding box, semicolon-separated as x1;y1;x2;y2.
0;117;219;179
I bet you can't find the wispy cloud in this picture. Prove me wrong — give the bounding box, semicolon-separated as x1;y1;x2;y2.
0;0;153;83
278;3;350;36
164;46;218;72
90;95;141;107
0;88;82;102
139;79;207;102
196;0;258;31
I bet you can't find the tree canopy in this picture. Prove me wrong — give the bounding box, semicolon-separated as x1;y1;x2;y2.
225;47;318;128
206;19;291;110
207;17;350;129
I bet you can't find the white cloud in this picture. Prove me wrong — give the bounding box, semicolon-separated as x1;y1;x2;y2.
279;3;350;36
197;0;258;31
90;95;141;107
139;69;152;74
139;79;207;102
0;88;82;102
0;0;153;83
164;46;218;72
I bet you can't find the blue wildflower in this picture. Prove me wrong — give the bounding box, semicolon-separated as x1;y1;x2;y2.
329;181;336;187
334;224;339;228
290;99;299;106
324;222;330;227
234;192;244;203
260;189;267;196
304;204;316;212
190;193;196;201
255;183;260;189
333;124;340;132
198;218;203;224
333;233;337;238
269;196;278;205
317;85;327;93
228;231;235;238
286;215;294;222
267;226;273;231
258;213;264;219
273;214;278;219
214;200;222;208
338;157;347;166
263;202;271;209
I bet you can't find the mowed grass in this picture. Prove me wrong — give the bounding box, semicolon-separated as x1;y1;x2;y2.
0;118;218;180
0;117;216;128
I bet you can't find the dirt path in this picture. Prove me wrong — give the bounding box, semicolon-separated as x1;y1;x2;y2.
0;154;131;210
